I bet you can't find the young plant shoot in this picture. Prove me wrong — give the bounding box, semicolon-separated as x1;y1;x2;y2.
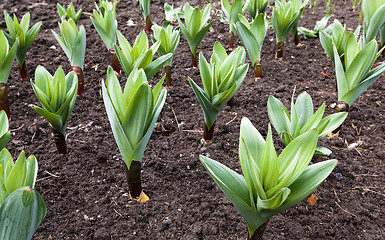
362;0;385;46
151;22;180;86
220;0;245;49
0;149;47;240
139;0;152;34
57;2;82;25
30;66;78;155
298;14;331;39
267;90;348;156
177;3;214;68
0;30;17;117
272;0;309;58
0;111;10;150
200;117;337;240
3;11;41;79
245;0;270;18
114;30;172;79
164;3;183;23
189;42;248;141
102;66;167;203
52;19;86;95
91;0;120;73
236;14;268;79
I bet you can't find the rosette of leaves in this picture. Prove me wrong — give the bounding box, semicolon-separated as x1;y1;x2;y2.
0;30;17;117
0;111;10;150
0;148;46;240
150;22;180;86
235;13;268;79
91;0;120;73
220;0;246;49
57;2;82;25
362;0;385;46
267;90;348;156
272;0;309;58
189;42;248;141
245;0;270;18
52;19;86;95
30;66;78;155
139;0;152;34
102;66;167;203
200;117;337;240
177;2;214;68
3;11;41;79
298;14;331;39
114;30;172;80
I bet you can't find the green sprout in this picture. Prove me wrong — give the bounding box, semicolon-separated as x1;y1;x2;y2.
102;66;167;203
114;30;172;80
189;42;248;141
298;14;331;39
0;148;46;240
150;22;180;86
164;3;183;22
0;30;17;117
139;0;152;34
200;117;337;239
3;11;41;79
272;0;309;58
362;0;385;47
235;13;268;80
52;19;86;95
0;111;10;150
30;66;78;155
245;0;270;18
57;2;82;25
267;90;348;156
221;0;246;49
91;0;120;73
177;2;214;68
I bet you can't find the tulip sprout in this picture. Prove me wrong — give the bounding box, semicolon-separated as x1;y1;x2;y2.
221;0;245;49
0;111;10;150
164;3;183;23
52;19;86;95
57;2;82;25
362;0;385;47
245;0;270;18
91;0;120;73
298;14;331;39
139;0;152;34
150;22;180;86
200;117;337;240
189;42;248;141
0;30;17;117
3;11;41;79
267;90;348;156
236;14;268;80
30;66;78;155
177;3;214;68
102;66;167;202
114;30;172;80
0;149;46;240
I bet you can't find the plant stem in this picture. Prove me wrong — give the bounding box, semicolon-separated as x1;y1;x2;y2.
227;96;235;108
165;65;172;87
0;83;10;118
72;66;84;96
109;48;121;74
254;58;262;80
248;220;269;240
293;31;300;46
51;127;67;155
191;52;198;68
125;160;143;199
145;15;153;34
18;61;27;79
203;122;215;141
276;41;284;59
332;101;349;134
229;30;234;50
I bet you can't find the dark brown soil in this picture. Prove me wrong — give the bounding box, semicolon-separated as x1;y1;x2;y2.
1;0;384;239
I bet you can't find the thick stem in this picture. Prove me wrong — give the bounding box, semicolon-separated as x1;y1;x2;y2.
146;15;153;34
229;30;234;50
51;127;67;155
332;101;349;134
191;52;198;68
293;31;300;46
203;122;215;142
0;83;10;118
72;66;84;96
165;65;172;87
125;160;143;199
276;42;284;59
109;48;121;74
227;96;235;108
248;220;269;240
18;61;27;79
254;58;262;80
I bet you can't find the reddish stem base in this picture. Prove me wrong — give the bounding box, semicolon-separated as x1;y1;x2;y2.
146;15;153;34
276;42;284;59
248;220;269;240
165;65;172;87
0;83;10;118
109;48;121;74
229;31;234;50
18;62;27;79
227;97;235;108
203;122;215;142
72;66;84;95
254;58;262;80
125;160;143;199
51;128;67;155
191;52;198;68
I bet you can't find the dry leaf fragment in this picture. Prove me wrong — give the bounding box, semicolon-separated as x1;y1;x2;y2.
307;194;319;206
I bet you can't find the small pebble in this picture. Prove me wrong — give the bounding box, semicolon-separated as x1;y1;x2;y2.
200;147;207;152
336;173;343;180
47;226;54;232
163;217;171;225
348;143;358;149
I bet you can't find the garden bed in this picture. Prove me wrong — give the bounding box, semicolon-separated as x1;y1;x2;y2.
1;0;384;239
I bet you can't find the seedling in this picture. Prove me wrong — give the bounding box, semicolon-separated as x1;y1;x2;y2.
57;2;82;25
189;42;248;141
164;3;183;22
0;111;10;150
298;14;331;39
52;19;86;95
221;0;246;49
30;66;78;155
102;66;167;202
139;0;152;34
201;117;337;240
3;11;41;79
362;0;385;47
245;0;270;18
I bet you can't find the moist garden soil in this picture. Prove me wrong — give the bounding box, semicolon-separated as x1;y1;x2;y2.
1;0;384;239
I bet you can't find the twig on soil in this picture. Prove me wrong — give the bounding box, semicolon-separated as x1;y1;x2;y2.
352;186;385;198
333;188;341;203
171;108;181;131
45;170;59;178
31;132;36;143
181;129;203;134
10;124;24;132
113;208;122;217
335;201;357;217
225;113;238;125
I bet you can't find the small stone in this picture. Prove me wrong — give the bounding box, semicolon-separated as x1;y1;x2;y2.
48;226;54;232
127;19;135;26
347;143;358;149
200;147;207;152
163;217;171;225
335;173;343;180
